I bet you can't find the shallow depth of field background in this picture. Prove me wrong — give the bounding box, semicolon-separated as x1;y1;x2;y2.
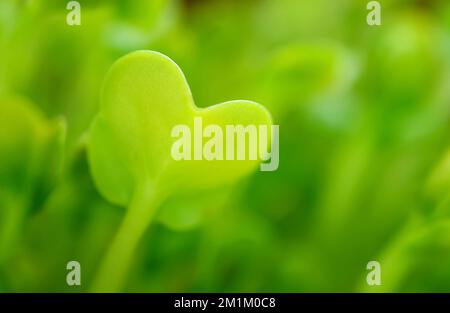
0;0;450;292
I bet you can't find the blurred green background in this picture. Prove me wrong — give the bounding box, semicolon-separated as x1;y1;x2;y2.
0;0;450;292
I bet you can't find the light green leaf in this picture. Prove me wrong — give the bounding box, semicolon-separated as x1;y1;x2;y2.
87;50;272;291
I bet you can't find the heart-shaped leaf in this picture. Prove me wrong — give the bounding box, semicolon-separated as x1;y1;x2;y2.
87;50;272;291
89;51;272;206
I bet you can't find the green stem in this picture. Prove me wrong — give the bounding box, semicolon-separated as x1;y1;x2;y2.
91;183;164;292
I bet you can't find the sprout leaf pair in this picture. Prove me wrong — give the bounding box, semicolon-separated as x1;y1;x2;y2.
87;51;272;291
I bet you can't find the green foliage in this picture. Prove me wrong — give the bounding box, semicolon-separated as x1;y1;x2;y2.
0;0;449;292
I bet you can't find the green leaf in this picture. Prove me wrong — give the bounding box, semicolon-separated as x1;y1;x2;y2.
88;50;272;204
87;50;272;291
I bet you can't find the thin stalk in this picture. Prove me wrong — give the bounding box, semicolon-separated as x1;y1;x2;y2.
91;183;164;292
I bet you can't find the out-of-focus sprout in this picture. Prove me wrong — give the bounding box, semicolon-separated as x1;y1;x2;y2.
0;96;65;264
361;218;450;292
258;42;359;122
